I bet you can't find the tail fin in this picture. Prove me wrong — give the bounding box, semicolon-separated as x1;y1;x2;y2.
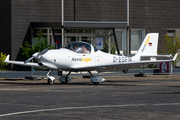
135;33;159;57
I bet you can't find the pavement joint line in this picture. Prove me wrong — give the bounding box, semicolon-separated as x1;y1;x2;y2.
0;89;30;91
0;103;180;117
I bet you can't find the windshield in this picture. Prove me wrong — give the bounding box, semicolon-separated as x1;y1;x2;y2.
63;42;92;54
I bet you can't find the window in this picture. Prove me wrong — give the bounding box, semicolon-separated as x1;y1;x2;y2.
167;30;175;40
131;29;146;54
167;29;180;42
115;29;126;54
107;29;126;54
63;42;91;54
32;28;55;46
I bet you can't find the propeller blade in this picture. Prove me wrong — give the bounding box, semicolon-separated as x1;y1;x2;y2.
24;48;49;63
24;57;33;63
40;48;49;55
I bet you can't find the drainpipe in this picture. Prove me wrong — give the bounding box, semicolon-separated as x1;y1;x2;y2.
127;0;130;55
113;28;120;55
62;0;64;46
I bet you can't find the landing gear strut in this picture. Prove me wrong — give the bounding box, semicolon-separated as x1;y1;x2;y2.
46;70;55;85
59;71;73;84
88;71;93;77
65;71;71;83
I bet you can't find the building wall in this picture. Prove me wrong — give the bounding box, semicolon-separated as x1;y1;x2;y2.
130;0;180;49
1;0;180;70
11;0;63;62
75;0;127;22
0;0;11;55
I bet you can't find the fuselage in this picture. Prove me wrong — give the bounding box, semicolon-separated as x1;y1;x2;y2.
38;42;140;71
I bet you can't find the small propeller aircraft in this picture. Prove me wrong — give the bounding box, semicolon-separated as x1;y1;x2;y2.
4;33;178;85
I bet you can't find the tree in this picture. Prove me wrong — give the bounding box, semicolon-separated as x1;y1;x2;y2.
21;29;54;59
159;34;180;65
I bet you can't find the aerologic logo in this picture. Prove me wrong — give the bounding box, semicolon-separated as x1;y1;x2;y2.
141;36;150;53
71;57;92;62
113;56;132;63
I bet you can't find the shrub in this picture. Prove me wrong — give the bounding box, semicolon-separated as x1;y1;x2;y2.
159;34;180;65
0;52;8;71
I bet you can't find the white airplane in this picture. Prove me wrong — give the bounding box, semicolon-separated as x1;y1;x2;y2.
4;33;178;85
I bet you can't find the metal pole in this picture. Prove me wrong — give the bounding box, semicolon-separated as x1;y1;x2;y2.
31;59;33;77
62;0;64;46
113;28;120;55
127;0;130;55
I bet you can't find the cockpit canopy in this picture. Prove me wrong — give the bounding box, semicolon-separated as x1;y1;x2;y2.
63;42;93;54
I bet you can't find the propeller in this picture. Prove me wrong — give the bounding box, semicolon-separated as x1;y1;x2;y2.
24;48;49;63
39;48;49;55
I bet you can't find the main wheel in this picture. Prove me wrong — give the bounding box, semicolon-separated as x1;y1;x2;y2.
93;82;99;85
61;82;67;84
47;79;54;85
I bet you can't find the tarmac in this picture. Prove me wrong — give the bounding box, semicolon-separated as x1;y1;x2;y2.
0;74;180;120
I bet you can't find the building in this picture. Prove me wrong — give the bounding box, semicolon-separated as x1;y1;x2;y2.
0;0;180;70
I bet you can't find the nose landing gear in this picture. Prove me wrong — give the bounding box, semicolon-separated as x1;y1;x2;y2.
45;70;55;85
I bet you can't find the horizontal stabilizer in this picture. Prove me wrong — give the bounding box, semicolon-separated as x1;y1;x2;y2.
141;55;173;58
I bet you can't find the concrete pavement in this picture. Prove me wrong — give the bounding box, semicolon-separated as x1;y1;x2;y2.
0;75;180;119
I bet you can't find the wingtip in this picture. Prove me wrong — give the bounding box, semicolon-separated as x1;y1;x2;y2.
172;53;178;61
4;55;10;62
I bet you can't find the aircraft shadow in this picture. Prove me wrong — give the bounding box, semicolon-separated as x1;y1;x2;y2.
0;79;28;81
169;86;180;88
105;80;142;83
0;81;138;87
0;82;48;85
148;92;180;94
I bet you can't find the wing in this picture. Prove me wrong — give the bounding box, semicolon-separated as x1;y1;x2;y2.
4;55;40;67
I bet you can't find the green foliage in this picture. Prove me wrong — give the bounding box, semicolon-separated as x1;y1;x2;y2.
21;29;54;59
145;64;157;68
159;34;180;65
0;52;8;71
102;40;116;54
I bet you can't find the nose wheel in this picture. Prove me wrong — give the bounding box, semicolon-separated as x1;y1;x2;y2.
48;78;54;85
46;70;55;85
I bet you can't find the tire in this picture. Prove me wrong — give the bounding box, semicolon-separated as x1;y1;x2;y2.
48;79;54;85
93;82;99;85
61;82;67;84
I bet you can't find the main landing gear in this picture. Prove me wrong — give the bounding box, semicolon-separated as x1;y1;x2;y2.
88;71;105;84
45;70;105;85
59;71;73;84
58;71;105;85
